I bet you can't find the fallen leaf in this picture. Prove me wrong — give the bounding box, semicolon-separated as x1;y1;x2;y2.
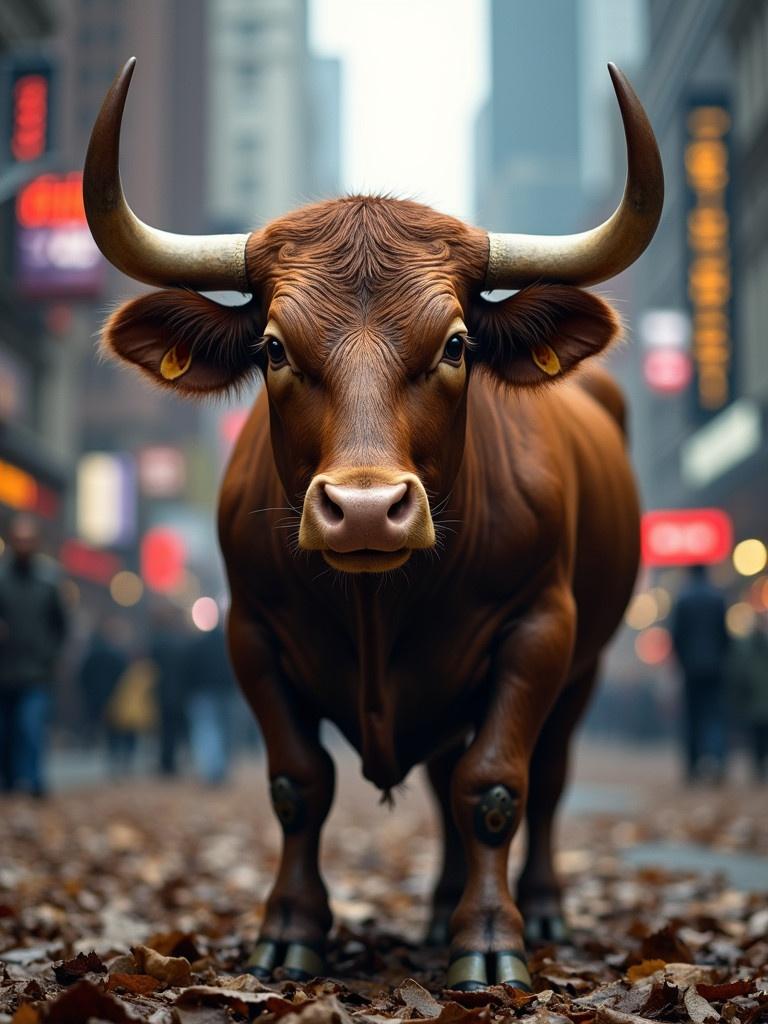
133;945;192;987
683;986;720;1024
696;981;756;1001
641;927;695;966
42;980;135;1023
107;972;162;995
11;1005;40;1024
396;979;442;1018
52;951;106;985
627;961;666;984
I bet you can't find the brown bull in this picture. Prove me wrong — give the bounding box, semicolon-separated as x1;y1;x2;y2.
84;60;663;991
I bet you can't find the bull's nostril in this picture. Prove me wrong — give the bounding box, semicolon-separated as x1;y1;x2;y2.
320;487;344;524
387;489;412;524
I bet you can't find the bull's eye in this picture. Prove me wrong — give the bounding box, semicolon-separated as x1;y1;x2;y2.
266;337;287;368
442;334;465;364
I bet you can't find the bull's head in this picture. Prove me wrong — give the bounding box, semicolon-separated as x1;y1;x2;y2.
86;59;662;574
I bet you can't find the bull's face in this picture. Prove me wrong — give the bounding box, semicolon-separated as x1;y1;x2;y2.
252;202;483;573
86;61;662;574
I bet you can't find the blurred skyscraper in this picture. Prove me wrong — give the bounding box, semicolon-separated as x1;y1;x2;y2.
630;0;768;546
0;0;341;620
474;0;646;233
207;0;341;230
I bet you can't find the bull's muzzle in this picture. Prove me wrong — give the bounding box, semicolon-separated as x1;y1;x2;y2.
299;471;436;572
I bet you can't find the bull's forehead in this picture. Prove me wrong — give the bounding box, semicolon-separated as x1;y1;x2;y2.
267;271;465;374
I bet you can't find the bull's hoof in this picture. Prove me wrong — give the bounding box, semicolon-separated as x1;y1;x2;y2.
446;949;531;991
524;912;569;946
245;939;325;981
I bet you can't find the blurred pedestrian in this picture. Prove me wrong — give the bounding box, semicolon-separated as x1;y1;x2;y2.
79;616;130;767
148;603;187;776
104;656;158;776
0;515;67;797
727;613;768;782
184;622;236;785
670;564;730;784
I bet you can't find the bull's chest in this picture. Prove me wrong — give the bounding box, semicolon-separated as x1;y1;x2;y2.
270;582;504;790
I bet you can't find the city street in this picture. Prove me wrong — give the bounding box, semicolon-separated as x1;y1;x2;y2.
1;741;766;1022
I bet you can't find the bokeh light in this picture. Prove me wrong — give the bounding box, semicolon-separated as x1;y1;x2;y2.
634;626;672;665
110;570;144;607
191;596;219;631
624;592;658;630
732;539;767;576
726;601;756;638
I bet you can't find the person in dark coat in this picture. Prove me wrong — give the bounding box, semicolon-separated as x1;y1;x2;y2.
79;616;130;770
184;621;237;785
148;602;187;776
670;564;730;783
0;515;67;796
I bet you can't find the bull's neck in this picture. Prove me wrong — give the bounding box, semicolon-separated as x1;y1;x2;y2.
350;575;401;790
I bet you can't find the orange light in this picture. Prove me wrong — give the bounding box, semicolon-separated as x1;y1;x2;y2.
0;459;38;511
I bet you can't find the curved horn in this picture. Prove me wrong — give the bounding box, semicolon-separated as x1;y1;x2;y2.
485;63;663;289
84;58;250;291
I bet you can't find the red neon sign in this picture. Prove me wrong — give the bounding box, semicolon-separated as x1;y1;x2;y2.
641;508;733;567
11;74;48;162
16;172;87;229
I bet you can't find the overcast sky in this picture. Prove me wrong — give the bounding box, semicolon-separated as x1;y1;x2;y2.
309;0;489;222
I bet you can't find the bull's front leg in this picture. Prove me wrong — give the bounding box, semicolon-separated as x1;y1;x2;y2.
228;603;335;981
446;585;576;991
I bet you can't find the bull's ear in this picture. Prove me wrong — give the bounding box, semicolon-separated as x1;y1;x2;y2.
102;290;265;397
467;284;621;387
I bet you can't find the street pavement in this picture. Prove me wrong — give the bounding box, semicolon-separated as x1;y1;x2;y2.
42;734;767;891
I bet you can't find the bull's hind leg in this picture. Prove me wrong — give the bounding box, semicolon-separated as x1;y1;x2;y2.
517;659;598;945
229;605;335;981
425;740;467;946
446;586;576;991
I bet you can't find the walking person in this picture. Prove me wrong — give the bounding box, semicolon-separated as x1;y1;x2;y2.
184;621;236;786
0;515;67;797
670;564;730;783
728;612;768;782
148;603;187;776
79;617;130;772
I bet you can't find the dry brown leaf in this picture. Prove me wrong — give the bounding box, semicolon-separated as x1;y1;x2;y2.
627;961;666;984
42;979;135;1023
683;986;720;1024
396;979;442;1018
133;944;192;987
11;1004;41;1024
107;972;162;995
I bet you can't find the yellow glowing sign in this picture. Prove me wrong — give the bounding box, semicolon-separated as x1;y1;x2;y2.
685;105;732;412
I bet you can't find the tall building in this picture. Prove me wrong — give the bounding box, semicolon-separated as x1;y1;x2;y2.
629;0;768;542
207;0;313;230
474;0;647;233
0;0;62;544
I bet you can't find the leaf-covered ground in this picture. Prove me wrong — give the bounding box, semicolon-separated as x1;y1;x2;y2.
1;743;766;1023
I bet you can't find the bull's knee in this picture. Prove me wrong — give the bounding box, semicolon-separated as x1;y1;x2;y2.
474;784;517;846
270;775;307;833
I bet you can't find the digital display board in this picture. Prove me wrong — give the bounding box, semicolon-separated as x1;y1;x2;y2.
15;171;104;296
684;98;734;417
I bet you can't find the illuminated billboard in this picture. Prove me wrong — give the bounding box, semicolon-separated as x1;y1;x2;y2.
15;171;104;296
684;99;734;417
